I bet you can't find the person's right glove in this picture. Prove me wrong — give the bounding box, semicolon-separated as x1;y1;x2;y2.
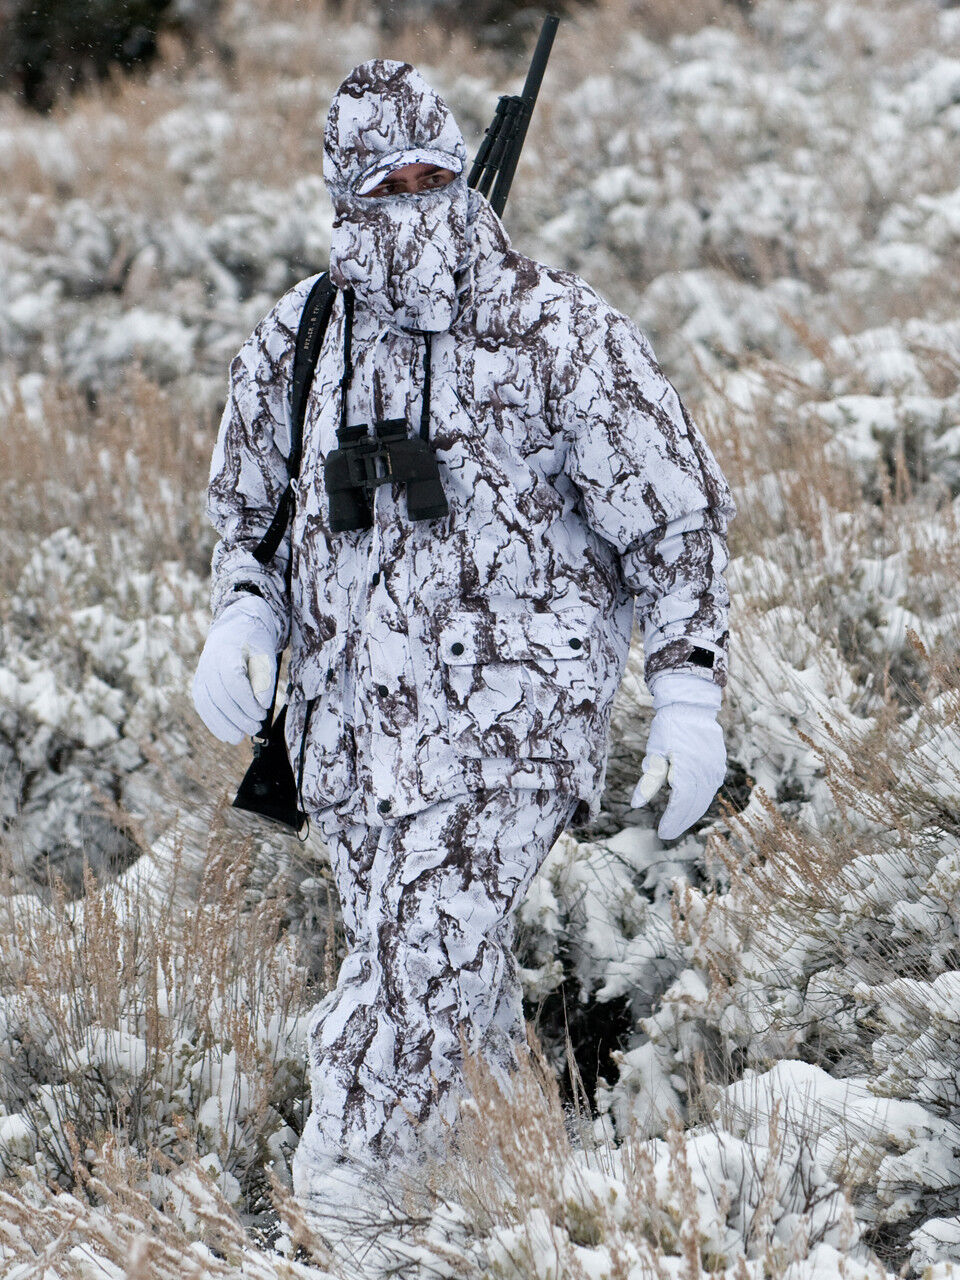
192;592;282;744
630;670;726;840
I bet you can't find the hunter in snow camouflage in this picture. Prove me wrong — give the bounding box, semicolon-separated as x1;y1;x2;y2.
203;59;736;1199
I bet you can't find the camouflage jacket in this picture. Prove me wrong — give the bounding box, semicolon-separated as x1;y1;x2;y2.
206;194;736;829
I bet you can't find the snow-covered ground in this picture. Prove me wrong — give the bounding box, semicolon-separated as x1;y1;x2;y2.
3;0;960;1274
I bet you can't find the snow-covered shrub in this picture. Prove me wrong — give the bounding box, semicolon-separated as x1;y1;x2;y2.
0;1150;344;1278
592;635;960;1259
0;373;219;890
0;821;315;1205
421;1031;882;1280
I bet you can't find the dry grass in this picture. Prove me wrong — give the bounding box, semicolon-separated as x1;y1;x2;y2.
0;808;313;1184
395;1022;870;1280
627;0;754;42
0;1015;864;1278
0;371;214;610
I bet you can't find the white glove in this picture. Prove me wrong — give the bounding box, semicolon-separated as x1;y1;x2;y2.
192;593;282;744
630;670;725;840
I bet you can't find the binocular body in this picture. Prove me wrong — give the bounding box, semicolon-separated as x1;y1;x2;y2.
324;416;449;532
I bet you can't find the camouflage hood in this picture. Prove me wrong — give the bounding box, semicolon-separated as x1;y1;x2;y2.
322;59;472;334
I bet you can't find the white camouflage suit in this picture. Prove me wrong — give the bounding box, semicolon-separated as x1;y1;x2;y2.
204;60;736;1197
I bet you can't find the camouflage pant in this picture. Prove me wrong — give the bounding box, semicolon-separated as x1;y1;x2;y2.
291;784;577;1202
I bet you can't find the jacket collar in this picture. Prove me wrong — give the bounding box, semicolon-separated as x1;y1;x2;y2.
449;190;511;334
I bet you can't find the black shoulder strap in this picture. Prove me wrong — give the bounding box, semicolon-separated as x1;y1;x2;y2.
289;272;338;479
252;272;337;566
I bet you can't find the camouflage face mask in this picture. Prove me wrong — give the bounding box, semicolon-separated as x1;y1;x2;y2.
323;60;471;334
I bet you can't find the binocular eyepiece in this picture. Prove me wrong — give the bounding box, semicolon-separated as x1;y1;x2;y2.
324;417;449;532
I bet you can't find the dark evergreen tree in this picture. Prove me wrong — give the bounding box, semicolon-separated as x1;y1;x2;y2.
0;0;222;112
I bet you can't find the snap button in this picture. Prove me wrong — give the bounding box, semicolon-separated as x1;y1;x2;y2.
568;637;583;650
377;799;391;814
450;641;465;656
377;683;389;697
371;572;380;586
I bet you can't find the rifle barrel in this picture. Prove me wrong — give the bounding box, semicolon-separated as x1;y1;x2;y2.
488;14;559;218
520;13;560;108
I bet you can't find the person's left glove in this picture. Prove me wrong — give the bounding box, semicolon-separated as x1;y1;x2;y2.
630;670;726;840
192;592;282;744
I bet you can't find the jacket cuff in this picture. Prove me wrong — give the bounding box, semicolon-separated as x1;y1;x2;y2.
644;634;728;690
210;570;290;649
647;669;722;711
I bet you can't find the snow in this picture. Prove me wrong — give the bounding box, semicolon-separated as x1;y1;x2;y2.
4;0;960;1273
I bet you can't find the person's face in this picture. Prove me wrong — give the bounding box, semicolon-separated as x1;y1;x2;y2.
359;161;458;198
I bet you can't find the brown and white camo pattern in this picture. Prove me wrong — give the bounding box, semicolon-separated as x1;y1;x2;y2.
291;784;579;1194
324;60;471;333
205;59;737;834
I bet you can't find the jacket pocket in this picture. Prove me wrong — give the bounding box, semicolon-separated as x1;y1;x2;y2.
435;604;597;761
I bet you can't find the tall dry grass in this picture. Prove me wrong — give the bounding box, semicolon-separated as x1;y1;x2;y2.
0;1015;873;1278
0;371;213;607
0;812;312;1186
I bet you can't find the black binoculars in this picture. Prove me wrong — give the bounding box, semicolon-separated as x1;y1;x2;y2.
324;417;449;532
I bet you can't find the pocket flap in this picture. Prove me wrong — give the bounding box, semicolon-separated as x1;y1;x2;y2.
437;606;593;664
